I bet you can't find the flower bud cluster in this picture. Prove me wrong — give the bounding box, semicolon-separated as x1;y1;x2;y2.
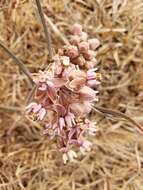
26;24;101;163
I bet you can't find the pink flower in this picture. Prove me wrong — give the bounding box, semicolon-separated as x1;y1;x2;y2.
78;41;89;53
79;86;97;101
65;112;75;127
85;120;98;135
38;83;47;91
38;108;46;120
83;50;94;60
53;55;63;75
62;150;77;164
69;35;80;45
35;70;52;83
86;58;97;69
61;56;70;66
26;102;38;113
70;23;82;36
80;32;88;41
59;117;66;130
70;101;92;116
26;102;46;120
72;55;86;66
87;68;101;87
88;38;100;50
80;140;92;154
65;45;79;59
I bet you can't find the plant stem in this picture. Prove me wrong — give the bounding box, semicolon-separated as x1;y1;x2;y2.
35;0;53;60
0;41;34;86
93;105;143;133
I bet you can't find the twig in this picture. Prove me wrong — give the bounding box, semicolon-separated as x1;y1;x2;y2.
0;41;34;86
0;105;24;112
93;105;143;134
35;0;53;60
44;14;70;45
25;84;37;105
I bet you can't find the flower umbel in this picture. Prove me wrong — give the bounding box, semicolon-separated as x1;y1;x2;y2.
26;24;101;163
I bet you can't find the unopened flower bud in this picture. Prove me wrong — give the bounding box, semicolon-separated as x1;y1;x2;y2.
83;50;94;60
78;41;89;53
69;35;80;45
65;45;79;59
61;56;70;66
88;38;100;50
70;23;82;36
80;32;88;41
86;58;97;69
72;55;86;66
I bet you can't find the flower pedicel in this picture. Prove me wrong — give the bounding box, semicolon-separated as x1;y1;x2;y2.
26;24;101;163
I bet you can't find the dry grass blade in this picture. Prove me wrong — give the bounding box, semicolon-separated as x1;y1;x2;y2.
0;41;34;86
93;105;143;133
35;0;53;60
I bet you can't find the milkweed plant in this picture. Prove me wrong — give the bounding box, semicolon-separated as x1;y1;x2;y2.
26;24;101;164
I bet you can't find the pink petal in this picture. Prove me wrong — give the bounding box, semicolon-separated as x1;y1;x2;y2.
33;104;42;113
80;32;88;41
38;83;47;91
83;50;94;61
65;45;79;59
38;108;46;120
87;80;100;87
68;78;86;89
59;117;66;130
26;102;37;113
53;104;66;116
61;56;70;66
88;38;100;50
78;42;89;53
70;101;92;116
70;24;82;36
69;35;80;45
79;86;96;101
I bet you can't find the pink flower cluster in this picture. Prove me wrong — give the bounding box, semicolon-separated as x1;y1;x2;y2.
26;24;101;164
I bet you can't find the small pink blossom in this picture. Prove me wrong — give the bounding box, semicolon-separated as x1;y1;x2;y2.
26;102;37;113
79;86;97;101
38;108;46;120
61;56;70;66
88;38;100;50
80;140;92;154
38;83;47;91
65;112;75;127
72;55;86;66
69;35;80;45
65;45;79;59
70;23;82;36
87;68;101;87
86;58;97;69
83;50;94;60
78;41;89;53
59;117;66;130
85;120;98;135
62;150;77;164
26;102;46;120
80;32;88;41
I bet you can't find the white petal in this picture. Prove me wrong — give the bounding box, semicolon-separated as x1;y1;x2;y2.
63;153;68;164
